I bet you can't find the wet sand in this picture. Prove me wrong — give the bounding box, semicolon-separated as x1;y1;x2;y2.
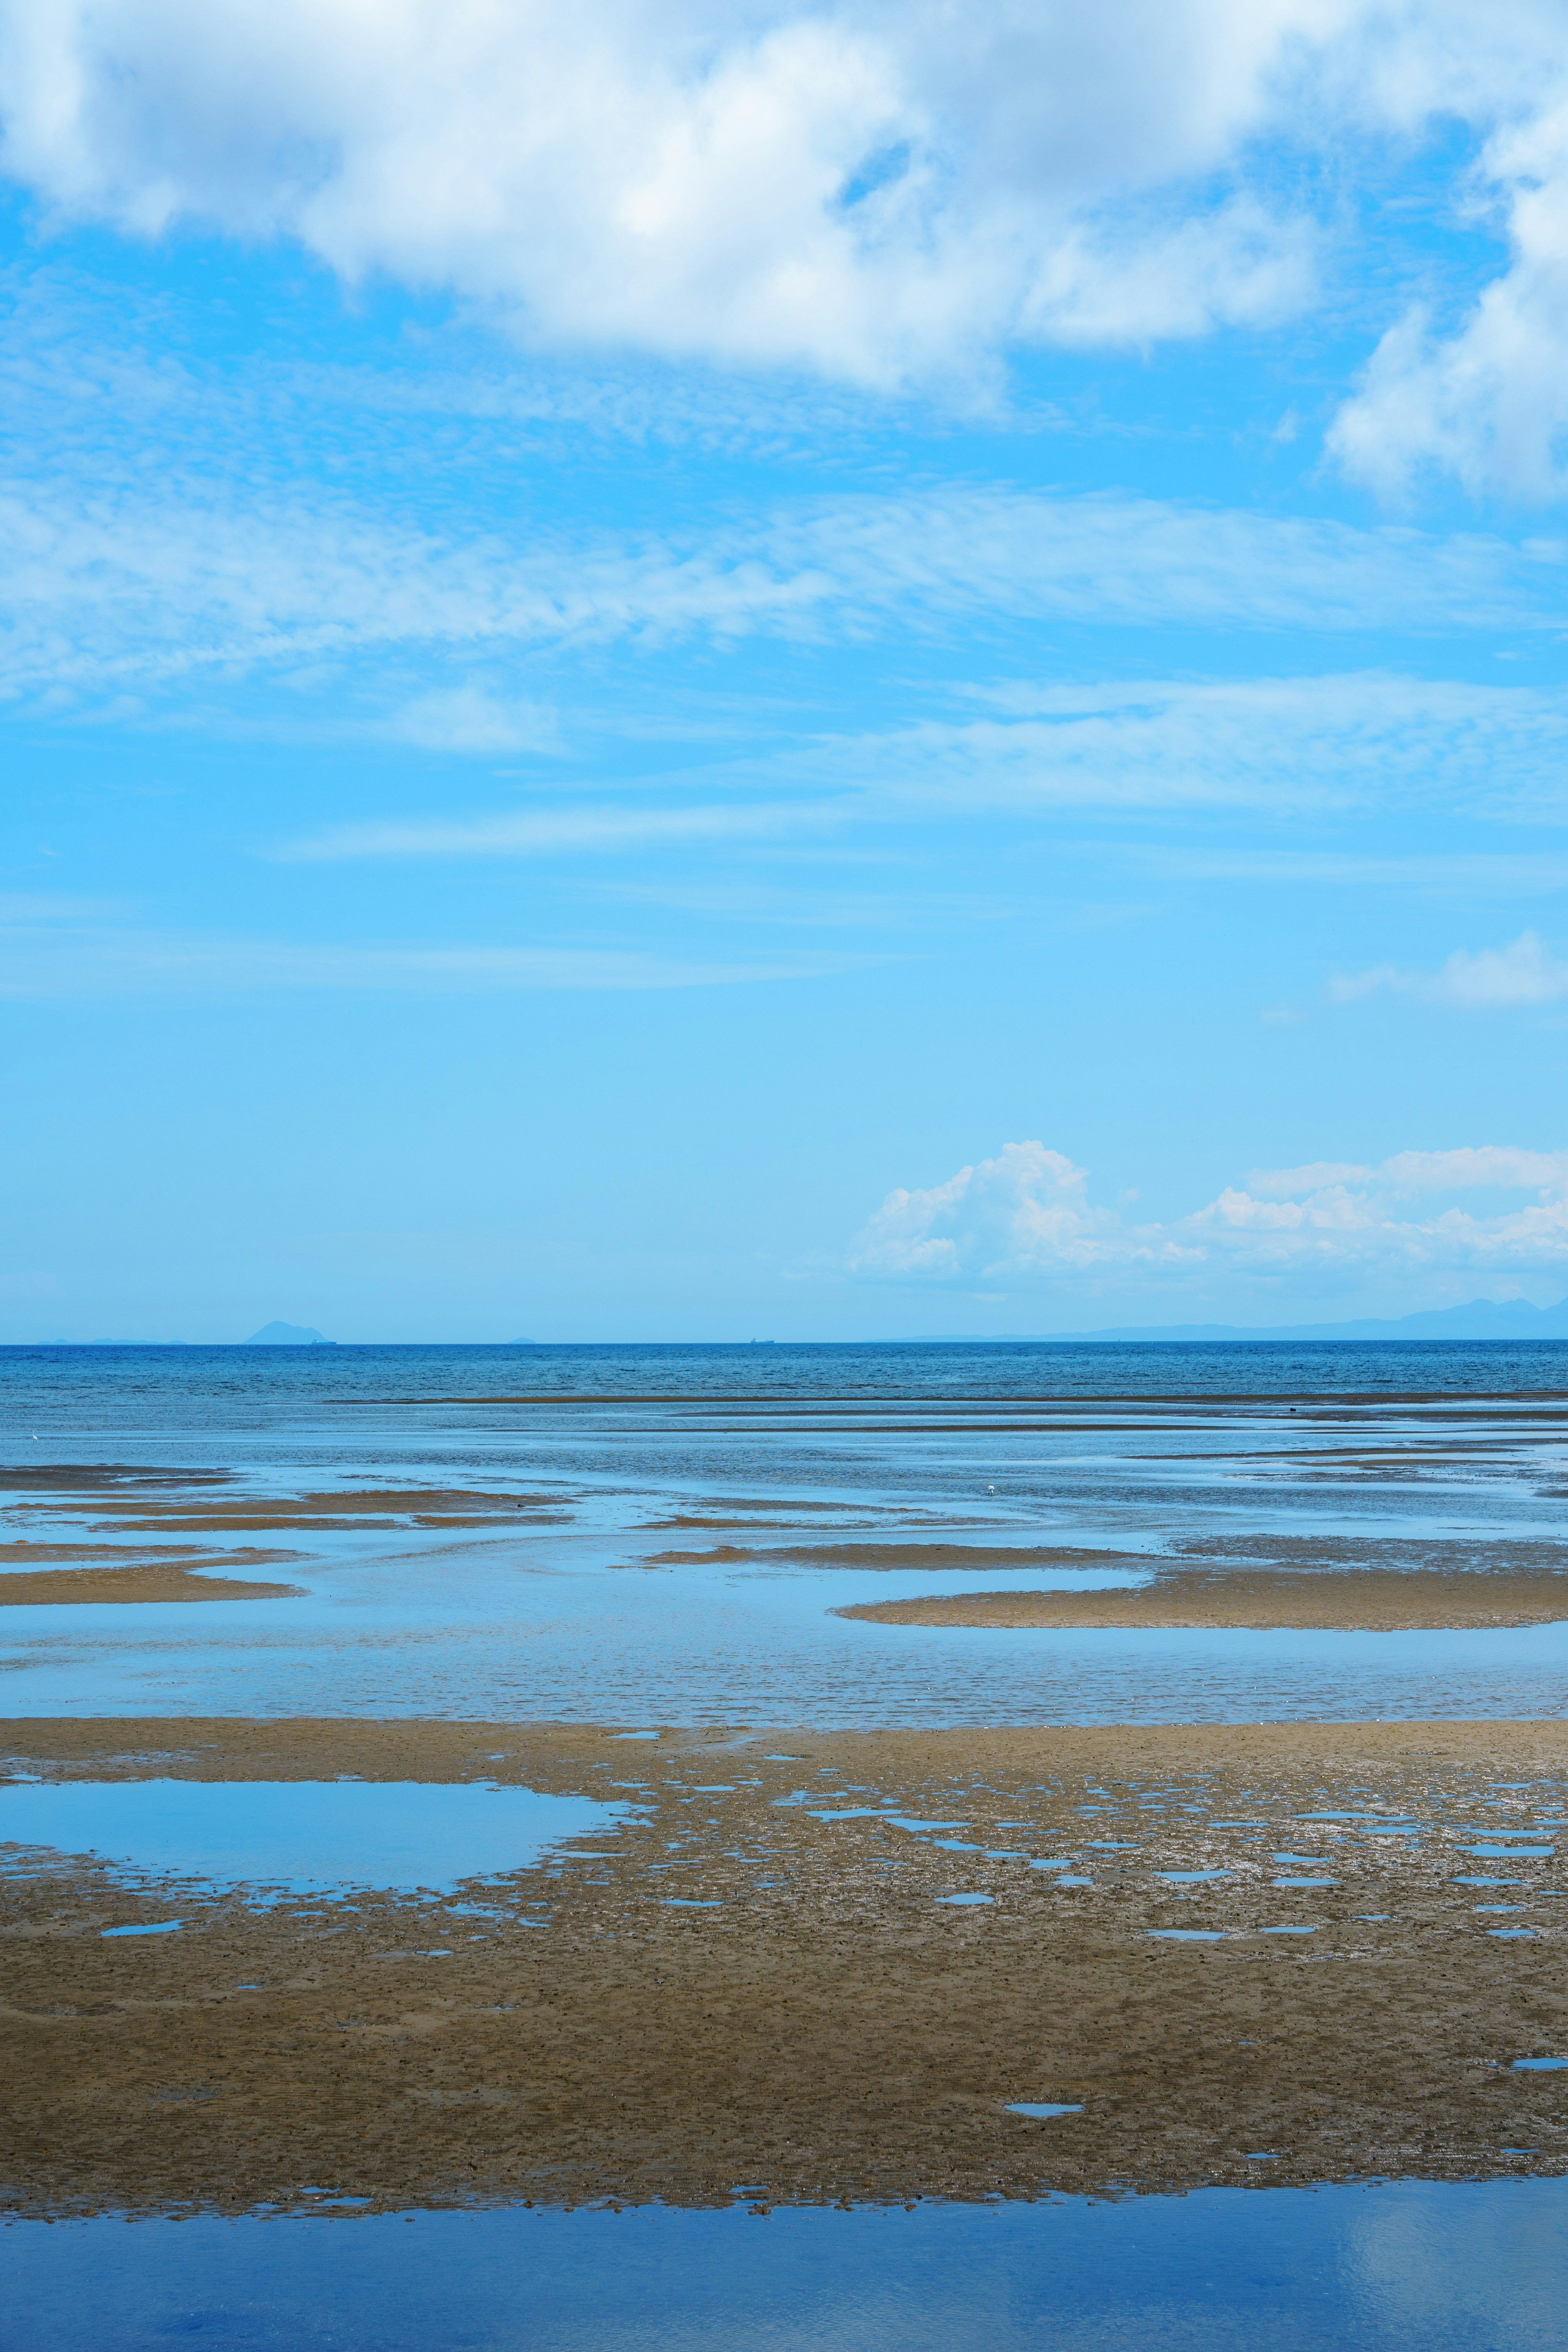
3;1716;1564;2216
646;1545;1140;1570
0;1565;306;1605
839;1570;1568;1631
3;1468;567;1536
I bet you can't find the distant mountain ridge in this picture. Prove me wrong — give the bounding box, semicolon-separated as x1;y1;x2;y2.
245;1321;333;1345
1046;1296;1568;1343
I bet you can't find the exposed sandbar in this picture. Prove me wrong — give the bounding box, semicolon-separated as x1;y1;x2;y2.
838;1569;1568;1630
646;1543;1137;1570
0;1564;305;1604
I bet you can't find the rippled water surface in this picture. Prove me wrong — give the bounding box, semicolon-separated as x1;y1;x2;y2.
5;1340;1568;1724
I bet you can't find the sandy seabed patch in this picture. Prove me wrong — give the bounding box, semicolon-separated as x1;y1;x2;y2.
2;1717;1565;2216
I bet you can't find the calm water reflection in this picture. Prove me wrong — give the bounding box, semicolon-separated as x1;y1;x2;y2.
8;2181;1566;2351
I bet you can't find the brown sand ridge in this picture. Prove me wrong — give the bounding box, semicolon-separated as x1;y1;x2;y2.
0;1563;306;1605
2;1717;1565;2215
837;1568;1568;1630
2;1464;569;1537
648;1544;1138;1571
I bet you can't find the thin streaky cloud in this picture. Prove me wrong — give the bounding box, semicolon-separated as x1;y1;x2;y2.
0;920;877;999
275;800;844;863
1131;851;1568;894
2;478;1565;717
735;674;1568;821
278;675;1568;863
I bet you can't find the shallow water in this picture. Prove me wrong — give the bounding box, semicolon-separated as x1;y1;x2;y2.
7;2181;1566;2352
0;1779;628;1896
5;1341;1568;1726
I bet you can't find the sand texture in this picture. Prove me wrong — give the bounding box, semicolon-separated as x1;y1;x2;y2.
838;1569;1568;1630
2;1464;568;1536
0;1564;306;1605
2;1717;1565;2216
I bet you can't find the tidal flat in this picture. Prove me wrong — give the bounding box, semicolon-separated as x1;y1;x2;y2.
4;1342;1568;2344
3;1716;1565;2215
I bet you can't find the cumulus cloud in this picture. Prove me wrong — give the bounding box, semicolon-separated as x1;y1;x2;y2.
9;2;1568;471
1329;88;1568;500
1331;931;1568;1008
849;1142;1195;1281
0;0;1339;383
850;1138;1568;1286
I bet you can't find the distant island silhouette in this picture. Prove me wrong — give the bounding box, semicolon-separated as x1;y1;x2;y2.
245;1322;334;1345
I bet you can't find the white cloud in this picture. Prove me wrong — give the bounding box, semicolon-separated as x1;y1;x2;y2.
383;686;560;755
798;673;1568;819
0;0;1337;384
1332;931;1568;1008
11;3;1568;477
851;1136;1568;1286
276;800;839;862
1329;85;1568;500
850;1142;1196;1281
1247;1145;1568;1194
0;906;867;996
272;674;1568;865
7;454;1561;721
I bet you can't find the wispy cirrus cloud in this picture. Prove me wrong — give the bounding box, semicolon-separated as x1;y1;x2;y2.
275;799;844;863
0;906;871;997
1;472;1562;722
279;674;1568;865
849;1138;1568;1290
800;673;1568;820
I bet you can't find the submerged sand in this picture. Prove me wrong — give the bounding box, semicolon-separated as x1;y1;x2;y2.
2;1716;1564;2216
838;1569;1568;1631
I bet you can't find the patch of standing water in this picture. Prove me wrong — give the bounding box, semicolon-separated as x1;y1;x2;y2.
1461;1845;1555;1858
10;2180;1568;2352
1004;2102;1082;2118
0;1780;635;1899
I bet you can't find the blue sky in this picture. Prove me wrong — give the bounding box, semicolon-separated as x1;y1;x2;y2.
6;2;1568;1341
